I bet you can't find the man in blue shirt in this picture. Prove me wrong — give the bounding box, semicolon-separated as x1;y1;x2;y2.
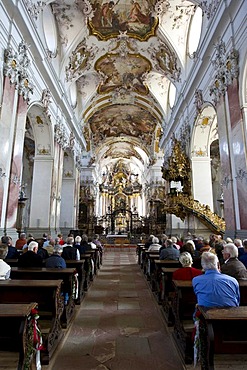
192;251;240;307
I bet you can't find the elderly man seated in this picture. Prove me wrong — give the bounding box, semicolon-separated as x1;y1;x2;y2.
18;241;43;267
45;245;66;268
221;243;247;279
159;239;180;260
193;251;240;307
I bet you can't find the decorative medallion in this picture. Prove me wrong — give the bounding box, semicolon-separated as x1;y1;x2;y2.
88;0;158;41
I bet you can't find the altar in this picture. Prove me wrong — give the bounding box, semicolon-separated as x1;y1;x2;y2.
106;234;129;245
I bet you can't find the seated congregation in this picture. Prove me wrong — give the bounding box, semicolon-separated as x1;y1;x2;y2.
1;230;247;368
0;232;103;367
139;232;247;368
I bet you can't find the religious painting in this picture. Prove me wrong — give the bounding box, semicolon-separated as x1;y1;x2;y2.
103;141;143;162
88;104;157;145
88;0;158;41
95;52;151;95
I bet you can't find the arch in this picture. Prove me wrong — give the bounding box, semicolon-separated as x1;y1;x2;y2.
190;104;218;211
23;104;55;230
27;103;54;157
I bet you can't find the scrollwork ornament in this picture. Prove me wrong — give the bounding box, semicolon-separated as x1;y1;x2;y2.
153;0;170;18
200;0;220;20
194;89;203;114
209;40;239;105
24;0;46;20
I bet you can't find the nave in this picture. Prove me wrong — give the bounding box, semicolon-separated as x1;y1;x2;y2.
44;249;185;370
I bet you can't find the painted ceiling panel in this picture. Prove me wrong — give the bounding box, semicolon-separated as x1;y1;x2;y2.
49;0;198;174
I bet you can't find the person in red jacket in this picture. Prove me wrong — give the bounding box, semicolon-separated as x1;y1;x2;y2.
173;252;202;280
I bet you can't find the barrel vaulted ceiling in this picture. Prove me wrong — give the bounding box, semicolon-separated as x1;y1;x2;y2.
48;0;200;175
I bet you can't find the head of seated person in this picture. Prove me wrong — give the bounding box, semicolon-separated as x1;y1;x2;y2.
147;236;160;251
173;251;202;280
75;236;82;245
179;251;193;267
221;242;247;279
0;245;11;280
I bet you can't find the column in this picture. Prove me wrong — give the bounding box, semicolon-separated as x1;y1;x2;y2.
6;95;28;233
29;157;53;232
0;78;18;235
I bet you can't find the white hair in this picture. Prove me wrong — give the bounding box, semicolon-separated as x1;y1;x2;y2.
179;252;193;267
224;243;239;258
201;251;219;271
152;236;159;244
75;236;81;243
28;241;39;251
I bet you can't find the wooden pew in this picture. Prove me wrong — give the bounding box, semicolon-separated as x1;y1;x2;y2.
239;279;247;305
198;305;247;370
0;302;37;370
136;244;145;265
10;267;76;328
143;252;160;281
4;258;18;267
65;260;86;304
0;279;64;365
160;267;178;325
80;253;94;288
172;280;197;364
151;260;181;300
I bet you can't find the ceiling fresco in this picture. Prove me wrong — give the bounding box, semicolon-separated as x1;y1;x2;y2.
88;104;158;146
88;0;159;40
50;0;198;176
95;52;151;95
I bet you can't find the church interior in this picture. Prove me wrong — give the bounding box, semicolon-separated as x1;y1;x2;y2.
0;0;246;242
0;0;247;369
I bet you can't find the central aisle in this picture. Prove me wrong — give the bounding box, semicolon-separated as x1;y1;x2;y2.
49;250;186;370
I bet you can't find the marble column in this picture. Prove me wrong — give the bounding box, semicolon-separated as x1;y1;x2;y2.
50;142;64;236
0;78;18;234
227;80;247;230
217;95;237;233
29;157;53;233
6;95;28;232
60;176;77;232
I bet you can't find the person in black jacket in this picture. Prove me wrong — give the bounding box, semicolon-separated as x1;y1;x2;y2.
1;236;19;259
62;236;80;260
18;241;43;267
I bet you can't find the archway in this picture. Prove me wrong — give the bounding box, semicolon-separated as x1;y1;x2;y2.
191;105;220;212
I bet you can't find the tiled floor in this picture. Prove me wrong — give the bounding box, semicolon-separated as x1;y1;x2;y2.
46;250;186;370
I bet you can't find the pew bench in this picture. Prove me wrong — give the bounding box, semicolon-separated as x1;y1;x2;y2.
172;280;197;364
198;305;247;370
65;259;86;304
160;267;178;325
0;279;64;365
0;302;38;370
10;267;76;328
80;253;95;288
151;260;180;302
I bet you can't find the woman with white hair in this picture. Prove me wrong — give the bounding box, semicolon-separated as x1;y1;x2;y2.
172;252;202;280
147;236;161;252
